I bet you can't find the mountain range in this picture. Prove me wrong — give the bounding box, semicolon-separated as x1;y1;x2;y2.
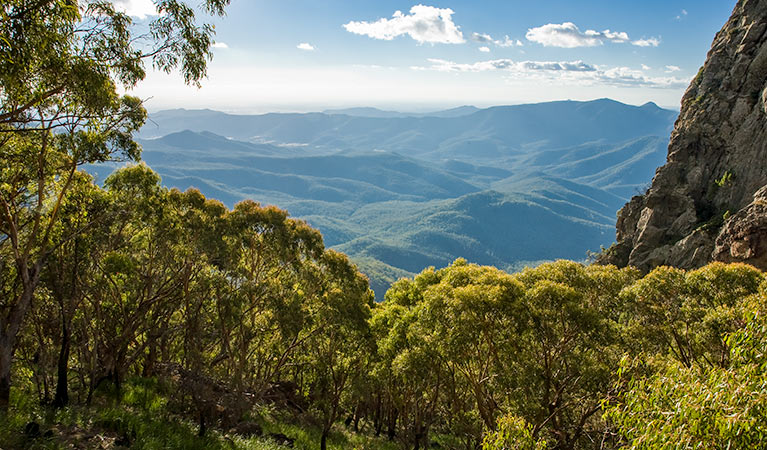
90;99;678;298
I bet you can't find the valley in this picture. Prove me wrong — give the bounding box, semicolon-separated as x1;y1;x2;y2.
90;99;677;298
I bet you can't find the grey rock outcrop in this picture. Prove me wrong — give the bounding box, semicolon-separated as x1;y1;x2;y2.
600;0;767;271
713;185;767;267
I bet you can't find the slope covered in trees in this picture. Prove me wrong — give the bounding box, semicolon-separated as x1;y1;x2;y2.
4;210;767;449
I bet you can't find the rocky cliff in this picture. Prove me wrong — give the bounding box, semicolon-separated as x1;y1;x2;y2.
600;0;767;272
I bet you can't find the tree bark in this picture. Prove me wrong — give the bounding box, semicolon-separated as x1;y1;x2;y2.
143;336;157;377
0;336;12;410
53;317;71;407
320;428;329;450
387;408;398;441
198;411;207;437
0;268;41;411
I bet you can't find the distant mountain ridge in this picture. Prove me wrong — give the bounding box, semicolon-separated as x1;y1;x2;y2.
103;99;679;298
141;99;676;157
322;105;481;118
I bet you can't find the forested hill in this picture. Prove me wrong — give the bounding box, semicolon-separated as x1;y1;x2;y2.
106;99;676;298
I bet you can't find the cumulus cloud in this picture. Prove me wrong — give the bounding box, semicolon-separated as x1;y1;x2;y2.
505;38;525;48
633;37;661;47
526;22;629;48
111;0;157;18
479;46;490;53
471;32;494;44
471;32;523;48
526;22;659;48
211;42;229;49
676;9;688;20
595;67;688;88
412;58;689;88
297;43;315;51
415;58;597;73
641;64;651;70
343;5;465;44
665;65;681;72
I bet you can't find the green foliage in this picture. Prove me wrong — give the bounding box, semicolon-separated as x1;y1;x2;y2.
715;170;734;187
4;187;767;450
0;377;400;450
605;269;767;449
605;287;767;449
621;263;764;368
482;415;548;450
0;0;235;411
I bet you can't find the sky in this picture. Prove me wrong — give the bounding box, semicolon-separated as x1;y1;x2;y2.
114;0;738;113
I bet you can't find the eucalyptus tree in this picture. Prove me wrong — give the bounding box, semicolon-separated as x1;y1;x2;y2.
80;164;189;399
302;250;373;450
509;261;639;449
41;172;108;406
163;188;228;377
620;263;765;369
216;200;325;392
0;0;231;409
417;259;525;434
373;269;448;449
606;270;767;449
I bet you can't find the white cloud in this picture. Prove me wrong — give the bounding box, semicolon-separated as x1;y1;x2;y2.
595;67;689;88
471;32;523;48
633;37;661;47
297;43;315;51
343;5;465;44
415;58;597;73
479;46;491;53
211;42;229;49
526;22;630;48
110;0;157;18
665;65;681;72
526;22;659;48
413;57;690;88
676;9;688;20
641;64;651;70
471;32;494;44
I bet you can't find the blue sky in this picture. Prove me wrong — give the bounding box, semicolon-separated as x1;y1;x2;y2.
116;0;737;112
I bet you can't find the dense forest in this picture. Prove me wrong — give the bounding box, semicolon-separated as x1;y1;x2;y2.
2;1;767;449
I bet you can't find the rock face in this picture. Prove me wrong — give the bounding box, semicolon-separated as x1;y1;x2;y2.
600;0;767;271
713;185;767;267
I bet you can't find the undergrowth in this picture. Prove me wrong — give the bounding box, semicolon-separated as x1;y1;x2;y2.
0;379;400;450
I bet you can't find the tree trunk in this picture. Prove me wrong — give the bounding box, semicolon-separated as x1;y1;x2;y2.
3;257;44;407
53;317;71;407
374;395;383;436
198;411;207;437
320;428;329;450
387;408;398;441
143;337;157;377
113;368;122;400
0;269;40;411
0;337;12;410
353;408;361;433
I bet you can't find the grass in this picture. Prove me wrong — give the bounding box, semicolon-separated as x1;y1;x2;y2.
0;379;401;450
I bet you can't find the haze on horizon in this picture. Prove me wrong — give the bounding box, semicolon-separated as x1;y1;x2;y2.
115;0;737;113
